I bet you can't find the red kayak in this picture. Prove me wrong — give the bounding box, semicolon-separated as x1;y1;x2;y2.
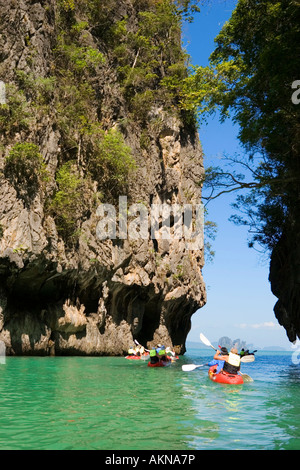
125;354;149;360
208;366;244;385
147;360;170;367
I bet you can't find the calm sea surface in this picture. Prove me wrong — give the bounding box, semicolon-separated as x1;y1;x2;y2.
0;348;299;450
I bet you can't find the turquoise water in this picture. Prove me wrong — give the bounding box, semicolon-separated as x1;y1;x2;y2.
0;348;299;450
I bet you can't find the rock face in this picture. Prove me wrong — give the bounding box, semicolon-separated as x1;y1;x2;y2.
269;222;300;344
0;0;206;355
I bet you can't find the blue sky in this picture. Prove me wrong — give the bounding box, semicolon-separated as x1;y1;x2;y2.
183;0;291;349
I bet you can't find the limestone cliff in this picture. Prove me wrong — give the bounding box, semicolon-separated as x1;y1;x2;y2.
0;0;206;355
269;219;300;344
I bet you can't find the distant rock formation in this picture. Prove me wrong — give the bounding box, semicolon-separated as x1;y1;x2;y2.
218;336;249;351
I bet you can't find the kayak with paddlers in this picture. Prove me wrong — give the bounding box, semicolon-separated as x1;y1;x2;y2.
208;365;244;384
126;341;178;366
182;333;254;383
147;344;178;367
125;343;149;360
125;353;149;360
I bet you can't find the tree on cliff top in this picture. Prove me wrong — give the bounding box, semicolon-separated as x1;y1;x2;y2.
183;0;300;252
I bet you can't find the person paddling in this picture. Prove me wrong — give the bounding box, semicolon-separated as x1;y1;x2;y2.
149;348;159;365
158;347;169;363
214;347;241;375
127;346;136;356
207;346;228;373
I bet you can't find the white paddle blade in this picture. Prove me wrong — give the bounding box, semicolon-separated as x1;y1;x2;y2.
141;354;150;361
240;354;255;363
240;373;254;382
182;364;203;372
199;333;211;346
200;333;216;350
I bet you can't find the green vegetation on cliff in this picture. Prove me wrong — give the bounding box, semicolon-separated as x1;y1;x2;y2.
4;143;49;202
0;0;203;244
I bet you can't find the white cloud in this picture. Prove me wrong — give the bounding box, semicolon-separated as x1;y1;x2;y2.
237;321;281;330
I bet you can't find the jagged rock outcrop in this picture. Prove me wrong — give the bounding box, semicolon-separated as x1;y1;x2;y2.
218;337;248;351
269;221;300;344
0;0;206;356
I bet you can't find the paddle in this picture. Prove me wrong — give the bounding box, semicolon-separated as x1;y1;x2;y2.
180;333;216;372
141;353;150;360
200;333;217;351
182;364;205;372
134;339;150;353
166;347;176;357
239;372;253;382
132;339;150;360
240;354;255;363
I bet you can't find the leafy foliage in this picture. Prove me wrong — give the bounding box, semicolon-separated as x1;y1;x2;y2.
54;32;105;75
110;0;193;122
0;84;32;136
4;142;48;201
87;129;136;200
204;215;217;263
57;0;75;12
49;161;96;241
